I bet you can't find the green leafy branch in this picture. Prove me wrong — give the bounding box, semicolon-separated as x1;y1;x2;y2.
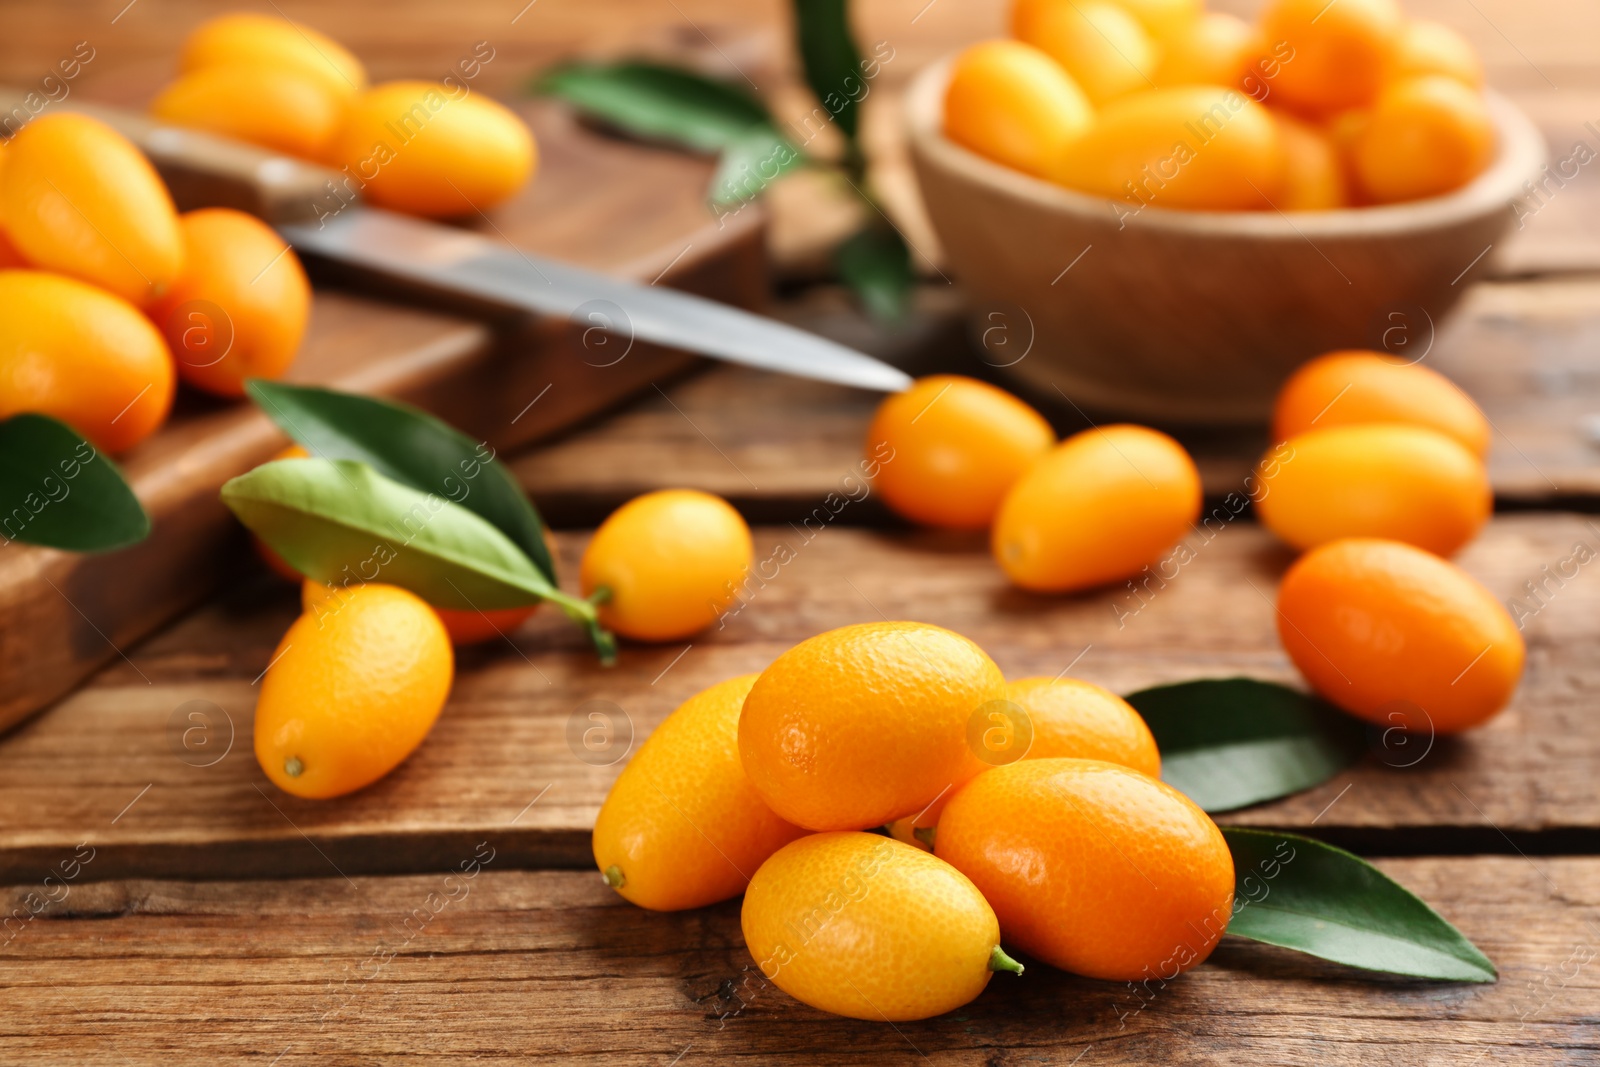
223;381;616;662
533;0;914;321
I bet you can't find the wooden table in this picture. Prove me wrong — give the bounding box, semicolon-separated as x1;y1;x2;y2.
4;1;1600;1063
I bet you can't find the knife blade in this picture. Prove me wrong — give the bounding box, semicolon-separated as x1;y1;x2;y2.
278;208;914;393
1;91;913;394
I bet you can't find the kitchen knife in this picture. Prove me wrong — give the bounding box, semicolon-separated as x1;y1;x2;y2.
2;93;913;394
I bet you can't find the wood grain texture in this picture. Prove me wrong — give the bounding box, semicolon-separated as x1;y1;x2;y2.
515;279;1600;518
0;515;1592;883
0;858;1593;1064
0;2;1594;1060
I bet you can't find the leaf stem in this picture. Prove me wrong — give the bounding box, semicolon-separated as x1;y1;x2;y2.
542;586;617;665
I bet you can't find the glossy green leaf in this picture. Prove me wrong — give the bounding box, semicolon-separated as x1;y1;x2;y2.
245;380;556;585
221;459;613;661
835;224;913;323
534;61;802;205
792;0;864;143
1224;828;1497;982
1126;678;1366;813
0;414;148;552
536;61;772;150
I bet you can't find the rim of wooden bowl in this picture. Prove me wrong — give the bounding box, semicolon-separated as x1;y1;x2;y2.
905;54;1549;240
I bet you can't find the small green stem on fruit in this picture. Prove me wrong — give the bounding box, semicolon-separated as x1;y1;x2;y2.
587;585;613;606
989;946;1024;976
584;618;618;666
913;826;937;849
284;756;304;778
603;865;626;889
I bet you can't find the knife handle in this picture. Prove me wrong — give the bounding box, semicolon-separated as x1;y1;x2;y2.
0;87;339;224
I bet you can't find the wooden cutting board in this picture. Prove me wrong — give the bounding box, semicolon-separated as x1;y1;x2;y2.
0;96;767;732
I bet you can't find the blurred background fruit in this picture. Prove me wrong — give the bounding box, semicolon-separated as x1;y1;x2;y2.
0;144;27;269
865;374;1053;530
151;66;345;160
1053;85;1285;209
1115;0;1203;41
328;80;536;217
1012;0;1156;105
429;605;539;645
0;113;183;306
1388;18;1483;87
1271;350;1490;456
1276;538;1524;733
1272;111;1349;210
178;12;367;103
1255;423;1490;556
0;270;174;453
147;208;311;397
1260;0;1404;116
1352;75;1495;203
992;425;1200;592
1152;11;1263;90
941;39;1092;180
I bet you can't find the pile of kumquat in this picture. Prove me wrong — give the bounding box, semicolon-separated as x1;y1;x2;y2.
944;0;1494;210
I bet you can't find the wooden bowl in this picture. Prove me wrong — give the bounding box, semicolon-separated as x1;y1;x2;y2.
905;57;1548;424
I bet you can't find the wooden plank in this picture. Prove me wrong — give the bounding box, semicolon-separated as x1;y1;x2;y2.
509;286;968;525
1191;277;1600;504
0;858;1592;1064
514;278;1600;518
1497;89;1600;277
0;91;768;732
0;514;1593;883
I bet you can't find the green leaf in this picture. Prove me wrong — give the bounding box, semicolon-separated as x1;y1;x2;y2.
534;61;802;206
1223;828;1497;982
244;380;556;586
535;61;772;151
221;458;613;661
792;0;865;144
710;126;806;206
0;414;148;552
835;224;913;323
1126;678;1366;813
